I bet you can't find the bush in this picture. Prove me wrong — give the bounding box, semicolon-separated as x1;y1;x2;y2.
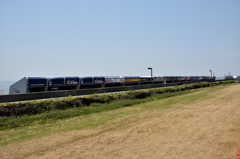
184;85;193;90
192;84;201;89
152;89;164;94
180;86;187;90
227;80;235;83
134;90;152;99
202;83;210;87
122;90;152;99
161;87;174;92
121;93;135;99
211;82;219;86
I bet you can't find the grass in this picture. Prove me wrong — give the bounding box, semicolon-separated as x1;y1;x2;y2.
0;83;235;147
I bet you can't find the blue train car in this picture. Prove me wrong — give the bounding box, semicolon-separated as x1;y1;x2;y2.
64;76;80;90
47;77;80;91
28;77;47;93
80;76;105;89
93;76;105;85
65;77;80;86
47;77;64;91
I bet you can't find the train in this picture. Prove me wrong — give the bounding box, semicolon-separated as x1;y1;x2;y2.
9;76;216;94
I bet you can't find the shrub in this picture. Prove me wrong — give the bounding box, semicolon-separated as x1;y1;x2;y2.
161;87;173;92
184;85;193;90
202;83;210;87
134;90;152;99
228;80;235;83
153;89;164;94
179;87;186;91
211;82;219;86
101;93;113;103
121;93;135;99
192;84;201;89
121;90;152;99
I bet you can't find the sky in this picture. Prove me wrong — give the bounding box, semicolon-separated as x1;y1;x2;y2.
0;0;239;81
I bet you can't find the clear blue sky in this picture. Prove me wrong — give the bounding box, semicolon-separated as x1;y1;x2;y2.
0;0;239;81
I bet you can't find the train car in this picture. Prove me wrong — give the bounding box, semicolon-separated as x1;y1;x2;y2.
28;77;47;93
65;77;80;90
140;76;163;84
115;76;124;85
202;76;210;81
105;76;124;87
153;76;164;84
140;76;152;85
174;76;182;83
9;77;47;94
80;77;93;89
165;76;176;83
93;76;105;86
165;76;170;83
124;76;140;86
47;77;80;91
186;76;192;81
80;76;105;89
192;76;199;81
47;77;64;91
181;76;187;82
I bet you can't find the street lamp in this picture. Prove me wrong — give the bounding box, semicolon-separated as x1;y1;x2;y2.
148;68;152;79
209;70;212;79
148;67;153;84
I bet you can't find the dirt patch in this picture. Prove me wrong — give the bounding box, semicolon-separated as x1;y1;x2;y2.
1;84;240;159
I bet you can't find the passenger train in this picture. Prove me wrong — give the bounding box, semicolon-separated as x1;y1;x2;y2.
9;76;216;94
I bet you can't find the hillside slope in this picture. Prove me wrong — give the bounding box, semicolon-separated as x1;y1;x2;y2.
0;84;240;159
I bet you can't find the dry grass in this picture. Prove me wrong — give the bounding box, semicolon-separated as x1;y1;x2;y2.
0;84;240;159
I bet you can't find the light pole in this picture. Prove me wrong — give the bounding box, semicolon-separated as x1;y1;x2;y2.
148;67;152;83
209;70;212;79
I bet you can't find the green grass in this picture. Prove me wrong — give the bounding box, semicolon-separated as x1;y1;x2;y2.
0;83;235;146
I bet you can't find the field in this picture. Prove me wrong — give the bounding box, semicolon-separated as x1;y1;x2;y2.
0;83;240;158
